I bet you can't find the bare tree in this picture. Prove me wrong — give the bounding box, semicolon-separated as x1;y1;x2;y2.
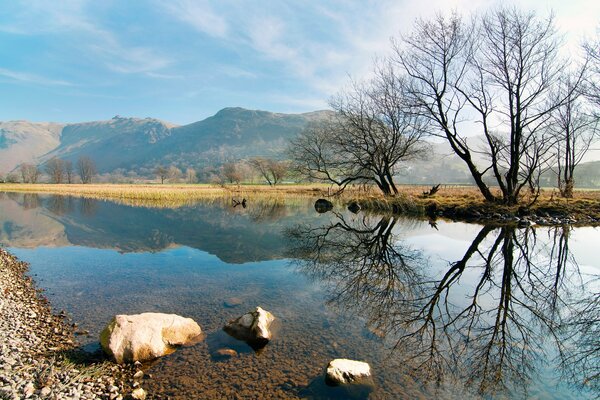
20;163;40;183
45;157;65;184
185;168;197;184
248;157;288;186
394;8;575;204
222;162;243;184
64;160;74;184
584;32;600;111
167;165;182;183
551;74;597;197
290;67;427;196
154;165;168;184
77;157;97;184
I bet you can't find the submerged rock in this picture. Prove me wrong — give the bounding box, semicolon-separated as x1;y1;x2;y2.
314;199;334;213
347;202;361;214
325;359;372;386
215;348;238;359
224;306;275;348
100;312;202;364
223;297;243;308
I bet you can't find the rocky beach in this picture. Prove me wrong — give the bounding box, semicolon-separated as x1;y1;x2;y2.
0;248;136;400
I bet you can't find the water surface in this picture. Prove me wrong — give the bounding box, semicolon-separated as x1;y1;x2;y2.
0;192;598;399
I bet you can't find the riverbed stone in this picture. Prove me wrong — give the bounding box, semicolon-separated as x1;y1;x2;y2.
325;359;372;386
224;306;275;347
314;199;334;213
100;313;202;363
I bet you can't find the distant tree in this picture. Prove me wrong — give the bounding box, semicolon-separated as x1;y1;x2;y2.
64;160;74;184
77;157;97;184
154;165;168;184
20;163;40;183
222;162;243;184
248;157;288;186
185;168;197;184
45;157;65;184
6;172;19;183
168;165;182;183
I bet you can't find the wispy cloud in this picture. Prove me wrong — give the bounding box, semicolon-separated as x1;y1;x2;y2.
0;67;72;86
160;0;228;38
1;1;172;75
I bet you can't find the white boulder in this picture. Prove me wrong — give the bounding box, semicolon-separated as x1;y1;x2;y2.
100;312;202;364
325;359;372;385
224;306;275;346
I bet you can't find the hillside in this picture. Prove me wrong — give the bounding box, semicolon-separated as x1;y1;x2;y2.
0;108;334;174
0;121;64;172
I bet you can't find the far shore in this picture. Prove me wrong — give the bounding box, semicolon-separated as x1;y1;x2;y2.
1;183;600;225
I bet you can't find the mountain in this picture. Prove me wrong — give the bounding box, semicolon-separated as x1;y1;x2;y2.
42;116;178;172
0;107;334;174
0;121;64;172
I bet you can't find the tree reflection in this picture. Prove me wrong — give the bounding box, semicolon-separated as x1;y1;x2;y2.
286;213;424;338
286;217;595;396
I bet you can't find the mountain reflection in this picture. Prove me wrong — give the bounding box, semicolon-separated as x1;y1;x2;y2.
286;215;598;396
0;193;315;263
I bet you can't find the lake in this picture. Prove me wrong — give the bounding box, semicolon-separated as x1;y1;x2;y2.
0;192;598;399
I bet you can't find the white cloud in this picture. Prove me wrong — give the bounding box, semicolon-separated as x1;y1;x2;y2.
1;1;172;75
160;0;229;38
0;67;72;86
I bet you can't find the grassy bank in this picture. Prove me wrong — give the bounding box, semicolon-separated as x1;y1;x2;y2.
347;186;600;223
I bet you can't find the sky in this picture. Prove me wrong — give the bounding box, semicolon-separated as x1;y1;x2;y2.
0;0;598;125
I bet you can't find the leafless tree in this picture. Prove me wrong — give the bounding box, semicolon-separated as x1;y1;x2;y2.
64;160;74;184
167;165;182;183
290;66;427;196
5;173;19;183
45;157;65;184
19;163;40;183
77;157;97;184
584;32;600;111
248;157;288;186
222;161;243;184
394;8;577;204
551;74;597;197
185;168;197;184
154;165;168;184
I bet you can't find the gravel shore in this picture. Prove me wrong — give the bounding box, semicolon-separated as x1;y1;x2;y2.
0;248;137;400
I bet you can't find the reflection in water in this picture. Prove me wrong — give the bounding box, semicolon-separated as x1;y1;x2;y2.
0;193;316;263
22;193;40;210
287;215;598;397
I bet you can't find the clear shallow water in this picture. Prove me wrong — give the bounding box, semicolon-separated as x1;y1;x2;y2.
0;192;599;399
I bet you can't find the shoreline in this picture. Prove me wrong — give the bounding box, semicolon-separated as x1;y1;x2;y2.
1;183;600;226
0;248;136;400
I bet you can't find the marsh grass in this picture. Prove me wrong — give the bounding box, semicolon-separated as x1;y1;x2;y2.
1;183;599;218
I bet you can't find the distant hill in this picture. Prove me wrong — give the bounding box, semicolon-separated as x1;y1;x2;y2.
0;108;334;174
0;121;63;172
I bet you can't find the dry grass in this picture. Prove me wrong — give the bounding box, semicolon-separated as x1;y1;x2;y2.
0;183;330;208
1;183;599;218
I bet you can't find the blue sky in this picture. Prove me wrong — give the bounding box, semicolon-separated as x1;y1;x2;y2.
0;0;598;124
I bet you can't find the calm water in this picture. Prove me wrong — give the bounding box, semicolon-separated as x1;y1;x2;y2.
0;192;599;399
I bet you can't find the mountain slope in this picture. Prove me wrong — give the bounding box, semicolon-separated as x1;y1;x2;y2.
0;121;64;172
39;108;333;172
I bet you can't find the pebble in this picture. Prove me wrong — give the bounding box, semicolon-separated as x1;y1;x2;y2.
0;249;139;400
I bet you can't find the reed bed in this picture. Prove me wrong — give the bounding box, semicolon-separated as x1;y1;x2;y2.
1;183;599;217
